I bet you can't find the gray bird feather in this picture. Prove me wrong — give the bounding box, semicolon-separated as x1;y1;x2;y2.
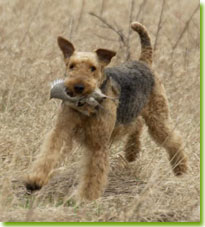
50;79;80;102
50;79;116;107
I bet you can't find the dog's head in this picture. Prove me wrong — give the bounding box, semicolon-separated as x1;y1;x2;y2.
57;36;116;97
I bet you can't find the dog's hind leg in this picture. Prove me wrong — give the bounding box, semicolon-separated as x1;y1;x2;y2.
142;78;188;176
124;117;144;162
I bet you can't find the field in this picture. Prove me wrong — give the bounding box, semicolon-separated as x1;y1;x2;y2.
0;0;200;222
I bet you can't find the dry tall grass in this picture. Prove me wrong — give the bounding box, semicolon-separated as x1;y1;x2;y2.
0;0;200;222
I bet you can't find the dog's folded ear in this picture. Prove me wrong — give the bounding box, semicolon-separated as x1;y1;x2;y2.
57;36;75;59
95;49;116;66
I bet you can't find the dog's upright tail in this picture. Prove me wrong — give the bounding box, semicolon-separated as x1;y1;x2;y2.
131;22;152;65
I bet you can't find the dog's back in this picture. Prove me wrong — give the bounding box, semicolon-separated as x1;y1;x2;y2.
104;22;154;124
105;61;154;124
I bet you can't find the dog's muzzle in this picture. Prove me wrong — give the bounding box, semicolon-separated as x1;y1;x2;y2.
50;79;79;102
50;79;117;113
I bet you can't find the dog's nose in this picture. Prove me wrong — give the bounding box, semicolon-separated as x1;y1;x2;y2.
74;84;84;94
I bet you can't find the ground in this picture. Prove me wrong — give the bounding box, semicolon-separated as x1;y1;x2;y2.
0;0;200;222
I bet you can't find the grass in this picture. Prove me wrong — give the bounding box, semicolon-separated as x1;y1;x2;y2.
0;0;200;222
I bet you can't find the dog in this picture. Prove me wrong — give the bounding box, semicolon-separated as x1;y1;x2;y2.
25;22;187;201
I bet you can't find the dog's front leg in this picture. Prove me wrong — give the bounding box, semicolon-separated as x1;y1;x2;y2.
25;105;77;191
78;99;117;201
78;142;109;201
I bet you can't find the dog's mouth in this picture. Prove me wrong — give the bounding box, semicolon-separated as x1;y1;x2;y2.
50;79;79;101
65;89;86;106
65;87;74;97
50;79;93;108
50;79;117;109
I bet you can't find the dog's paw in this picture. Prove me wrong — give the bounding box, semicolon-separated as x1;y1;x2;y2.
125;153;137;162
173;161;188;176
25;181;42;192
24;175;47;193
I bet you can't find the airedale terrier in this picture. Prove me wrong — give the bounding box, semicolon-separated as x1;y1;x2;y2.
25;22;187;201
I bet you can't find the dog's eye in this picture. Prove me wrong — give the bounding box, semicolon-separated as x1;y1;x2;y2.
90;66;96;72
69;64;75;70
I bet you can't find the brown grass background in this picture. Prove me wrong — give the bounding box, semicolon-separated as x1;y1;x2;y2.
0;0;200;222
